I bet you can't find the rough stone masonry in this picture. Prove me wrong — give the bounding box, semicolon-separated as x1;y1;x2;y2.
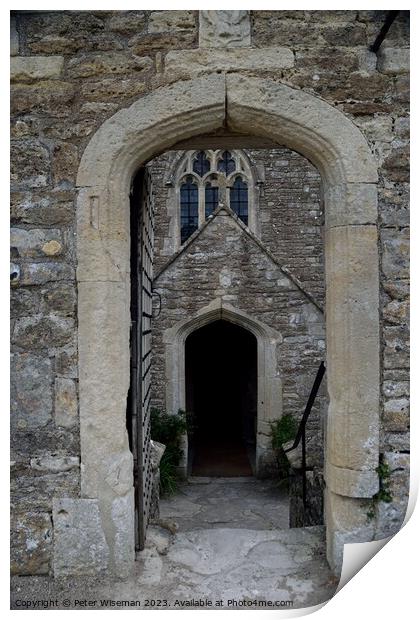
10;10;409;576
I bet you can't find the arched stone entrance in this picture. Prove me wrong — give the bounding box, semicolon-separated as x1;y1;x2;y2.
74;74;379;577
163;299;283;479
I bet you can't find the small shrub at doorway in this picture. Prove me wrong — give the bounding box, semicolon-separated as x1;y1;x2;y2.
271;414;298;449
150;408;187;495
270;414;298;481
158;455;180;496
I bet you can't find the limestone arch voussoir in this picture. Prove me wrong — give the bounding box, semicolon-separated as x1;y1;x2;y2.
225;75;378;231
163;298;282;346
225;75;378;184
77;74;227;191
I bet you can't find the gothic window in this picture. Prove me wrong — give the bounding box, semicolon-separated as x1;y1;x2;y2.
217;150;236;175
180;176;199;244
229;177;248;225
172;149;260;247
193;151;211;176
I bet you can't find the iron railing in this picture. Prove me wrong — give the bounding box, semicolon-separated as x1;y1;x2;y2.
284;361;326;515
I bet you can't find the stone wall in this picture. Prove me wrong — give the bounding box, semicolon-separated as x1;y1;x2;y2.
248;148;324;306
10;10;409;575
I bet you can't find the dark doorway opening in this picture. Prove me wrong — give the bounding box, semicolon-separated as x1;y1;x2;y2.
185;320;257;476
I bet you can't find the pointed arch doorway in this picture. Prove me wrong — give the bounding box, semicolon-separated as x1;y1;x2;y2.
163;300;283;481
74;74;380;577
185;319;257;477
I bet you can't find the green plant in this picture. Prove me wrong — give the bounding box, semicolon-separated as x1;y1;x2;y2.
366;459;393;521
150;408;188;495
158;453;180;496
270;414;298;480
270;414;298;451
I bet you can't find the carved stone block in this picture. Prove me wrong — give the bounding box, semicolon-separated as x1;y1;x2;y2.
199;11;251;48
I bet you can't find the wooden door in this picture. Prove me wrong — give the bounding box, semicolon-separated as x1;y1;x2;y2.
129;166;154;551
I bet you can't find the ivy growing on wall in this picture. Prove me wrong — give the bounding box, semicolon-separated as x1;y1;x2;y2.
366;457;393;521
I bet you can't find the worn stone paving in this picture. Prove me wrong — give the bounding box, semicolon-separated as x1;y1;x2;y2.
11;477;338;610
159;476;290;531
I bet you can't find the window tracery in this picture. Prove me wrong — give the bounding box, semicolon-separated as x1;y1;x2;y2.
171;149;259;246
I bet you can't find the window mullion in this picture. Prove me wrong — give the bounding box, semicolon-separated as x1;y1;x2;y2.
198;184;205;226
218;176;227;208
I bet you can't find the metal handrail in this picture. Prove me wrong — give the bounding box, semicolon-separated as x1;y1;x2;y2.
284;361;326;516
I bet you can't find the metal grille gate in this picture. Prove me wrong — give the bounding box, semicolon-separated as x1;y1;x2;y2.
129;166;154;551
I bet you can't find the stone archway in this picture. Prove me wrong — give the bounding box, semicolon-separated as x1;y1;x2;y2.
163;299;283;479
74;74;379;577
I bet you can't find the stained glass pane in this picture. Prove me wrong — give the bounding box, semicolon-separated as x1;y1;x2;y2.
193;151;210;176
180;176;199;244
230;177;248;225
205;183;219;218
217;151;236;175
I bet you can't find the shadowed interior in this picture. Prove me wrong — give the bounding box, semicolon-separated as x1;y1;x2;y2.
185;320;257;476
